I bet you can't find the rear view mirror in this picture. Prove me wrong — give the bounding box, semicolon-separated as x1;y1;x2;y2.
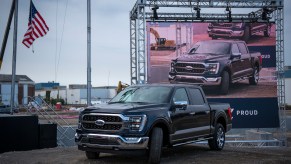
231;53;241;59
174;101;188;110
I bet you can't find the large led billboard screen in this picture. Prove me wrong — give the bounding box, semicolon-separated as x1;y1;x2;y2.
147;22;279;128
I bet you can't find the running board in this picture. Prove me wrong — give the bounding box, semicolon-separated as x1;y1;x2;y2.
173;137;213;147
232;75;252;83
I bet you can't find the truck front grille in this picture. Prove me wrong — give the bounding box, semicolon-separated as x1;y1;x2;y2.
175;63;205;74
211;23;233;28
82;114;123;131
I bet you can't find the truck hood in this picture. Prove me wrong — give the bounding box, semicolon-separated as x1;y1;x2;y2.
175;53;229;62
82;103;169;114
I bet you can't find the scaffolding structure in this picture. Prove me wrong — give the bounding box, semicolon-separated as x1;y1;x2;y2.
130;0;286;146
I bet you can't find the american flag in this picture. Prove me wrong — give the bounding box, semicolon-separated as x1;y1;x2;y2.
22;1;49;48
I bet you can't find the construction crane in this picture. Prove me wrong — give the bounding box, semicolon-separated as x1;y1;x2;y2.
150;28;176;51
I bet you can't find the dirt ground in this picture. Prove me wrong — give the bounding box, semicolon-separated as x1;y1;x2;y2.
1;144;291;164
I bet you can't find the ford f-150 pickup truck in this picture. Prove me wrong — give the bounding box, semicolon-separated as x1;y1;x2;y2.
169;40;262;94
207;22;271;42
75;84;232;163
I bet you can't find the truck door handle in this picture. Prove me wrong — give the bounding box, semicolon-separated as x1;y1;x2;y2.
241;60;245;62
190;112;196;115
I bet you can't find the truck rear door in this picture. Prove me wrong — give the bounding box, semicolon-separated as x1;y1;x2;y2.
186;87;211;137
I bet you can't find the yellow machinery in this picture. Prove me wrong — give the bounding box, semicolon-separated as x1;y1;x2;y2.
117;81;129;94
150;28;176;51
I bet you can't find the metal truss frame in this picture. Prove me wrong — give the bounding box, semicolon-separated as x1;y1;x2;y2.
130;0;286;146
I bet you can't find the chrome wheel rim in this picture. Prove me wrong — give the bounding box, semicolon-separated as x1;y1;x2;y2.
217;128;225;148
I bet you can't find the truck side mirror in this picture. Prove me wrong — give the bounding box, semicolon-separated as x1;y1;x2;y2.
173;101;188;110
231;53;241;59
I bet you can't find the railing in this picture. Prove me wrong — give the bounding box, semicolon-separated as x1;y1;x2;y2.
24;96;78;147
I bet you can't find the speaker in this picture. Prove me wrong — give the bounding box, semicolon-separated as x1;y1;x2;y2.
38;123;57;148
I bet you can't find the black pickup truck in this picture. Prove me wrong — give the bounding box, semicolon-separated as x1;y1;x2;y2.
207;22;271;42
75;84;232;163
169;40;262;94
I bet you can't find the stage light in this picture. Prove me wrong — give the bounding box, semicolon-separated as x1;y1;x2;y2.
262;7;269;20
226;6;232;22
194;7;201;19
152;5;159;20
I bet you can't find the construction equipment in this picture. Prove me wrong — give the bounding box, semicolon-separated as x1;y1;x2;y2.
150;28;176;51
117;81;129;94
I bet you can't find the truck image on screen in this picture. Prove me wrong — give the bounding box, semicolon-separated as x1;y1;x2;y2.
207;23;271;42
169;40;262;94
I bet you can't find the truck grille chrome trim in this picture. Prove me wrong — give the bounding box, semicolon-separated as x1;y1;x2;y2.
174;62;206;74
82;113;127;132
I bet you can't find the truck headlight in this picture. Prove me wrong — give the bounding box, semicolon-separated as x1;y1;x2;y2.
207;63;219;74
126;115;147;131
170;62;175;72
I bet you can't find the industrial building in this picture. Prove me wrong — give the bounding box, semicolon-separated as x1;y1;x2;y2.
35;84;116;105
0;74;35;106
285;66;291;106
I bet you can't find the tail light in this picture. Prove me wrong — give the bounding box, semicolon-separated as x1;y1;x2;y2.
227;107;233;120
258;55;263;65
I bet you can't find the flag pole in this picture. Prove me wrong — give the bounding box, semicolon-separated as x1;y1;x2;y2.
10;0;18;114
87;0;92;106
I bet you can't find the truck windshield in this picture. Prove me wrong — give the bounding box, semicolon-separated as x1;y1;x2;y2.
189;41;231;55
109;86;172;104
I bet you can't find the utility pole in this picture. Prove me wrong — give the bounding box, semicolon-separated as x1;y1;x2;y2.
10;0;18;114
87;0;92;106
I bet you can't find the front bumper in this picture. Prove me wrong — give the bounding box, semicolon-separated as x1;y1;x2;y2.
169;75;221;86
75;133;149;150
208;29;244;38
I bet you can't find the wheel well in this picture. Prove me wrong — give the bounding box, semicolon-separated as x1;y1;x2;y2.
149;123;170;147
255;62;259;70
216;117;226;131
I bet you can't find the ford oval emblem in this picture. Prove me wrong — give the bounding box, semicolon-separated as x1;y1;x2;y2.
185;66;193;71
95;119;105;126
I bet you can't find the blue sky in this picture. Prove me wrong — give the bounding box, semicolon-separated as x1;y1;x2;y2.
0;0;290;86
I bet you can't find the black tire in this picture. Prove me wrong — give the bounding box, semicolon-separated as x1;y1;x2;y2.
208;123;225;151
264;25;271;37
243;26;250;42
148;127;163;164
85;151;100;159
219;71;229;95
249;67;259;85
212;36;218;39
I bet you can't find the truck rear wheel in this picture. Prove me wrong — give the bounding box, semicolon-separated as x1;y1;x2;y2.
264;25;271;37
219;71;229;95
208;123;225;150
85;151;100;159
148;127;163;164
249;67;259;85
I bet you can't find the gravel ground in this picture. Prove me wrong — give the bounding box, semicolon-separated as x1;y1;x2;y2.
1;144;291;164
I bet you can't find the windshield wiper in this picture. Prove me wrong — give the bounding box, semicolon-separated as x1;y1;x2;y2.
108;101;125;104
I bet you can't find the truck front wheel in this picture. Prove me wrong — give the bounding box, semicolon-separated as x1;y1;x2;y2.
208;123;225;150
85;151;100;159
148;127;163;164
249;67;259;85
219;71;229;95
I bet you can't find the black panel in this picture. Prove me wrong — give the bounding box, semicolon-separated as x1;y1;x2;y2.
38;123;57;149
0;115;39;153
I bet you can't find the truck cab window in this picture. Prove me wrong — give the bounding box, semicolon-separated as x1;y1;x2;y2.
173;88;189;104
238;43;248;54
189;88;205;105
231;44;240;54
